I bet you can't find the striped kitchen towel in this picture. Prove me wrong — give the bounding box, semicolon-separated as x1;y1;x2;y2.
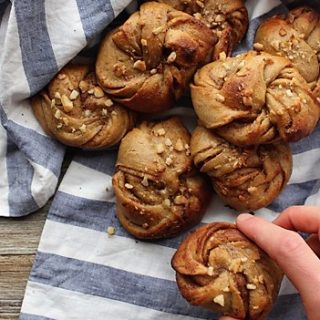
0;0;319;319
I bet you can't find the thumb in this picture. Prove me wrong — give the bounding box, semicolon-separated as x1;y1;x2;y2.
236;214;320;319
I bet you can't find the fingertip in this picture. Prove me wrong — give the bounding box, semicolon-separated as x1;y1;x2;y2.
236;213;255;225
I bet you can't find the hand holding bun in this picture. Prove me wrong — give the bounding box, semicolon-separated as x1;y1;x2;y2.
191;126;292;211
158;0;248;60
96;1;216;113
112;117;210;239
191;51;319;146
32;64;135;149
172;222;283;320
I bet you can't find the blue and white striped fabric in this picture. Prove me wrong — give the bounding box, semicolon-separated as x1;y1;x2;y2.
0;0;318;319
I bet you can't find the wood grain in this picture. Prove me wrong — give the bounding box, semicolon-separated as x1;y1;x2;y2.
0;202;50;320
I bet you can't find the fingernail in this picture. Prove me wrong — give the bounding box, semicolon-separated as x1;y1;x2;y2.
237;213;254;223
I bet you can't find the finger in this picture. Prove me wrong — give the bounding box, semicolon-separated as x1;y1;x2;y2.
306;234;320;257
236;214;320;318
273;206;320;235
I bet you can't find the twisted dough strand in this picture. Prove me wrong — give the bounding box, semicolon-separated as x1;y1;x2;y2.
172;222;283;319
191;51;319;146
191;126;292;211
96;1;216;113
32;64;134;149
112;117;210;239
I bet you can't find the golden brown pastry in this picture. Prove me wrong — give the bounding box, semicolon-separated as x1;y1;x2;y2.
191;126;292;211
96;1;216;113
112;117;210;239
191;51;320;146
158;0;248;60
32;64;135;149
255;6;320;101
172;222;283;320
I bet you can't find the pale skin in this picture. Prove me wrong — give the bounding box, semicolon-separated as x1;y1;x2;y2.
219;206;320;320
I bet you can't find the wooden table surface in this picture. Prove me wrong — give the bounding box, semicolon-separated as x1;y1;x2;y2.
0;203;50;319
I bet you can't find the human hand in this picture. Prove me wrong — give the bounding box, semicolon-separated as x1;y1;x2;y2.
219;206;320;320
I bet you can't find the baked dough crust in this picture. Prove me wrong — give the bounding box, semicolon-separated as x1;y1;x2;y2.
112;117;210;239
96;1;216;113
32;64;135;149
172;222;283;319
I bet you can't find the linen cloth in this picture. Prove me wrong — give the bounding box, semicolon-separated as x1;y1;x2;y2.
0;0;319;319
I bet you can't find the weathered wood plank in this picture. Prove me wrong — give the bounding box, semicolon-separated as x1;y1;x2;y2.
0;202;50;255
0;254;36;318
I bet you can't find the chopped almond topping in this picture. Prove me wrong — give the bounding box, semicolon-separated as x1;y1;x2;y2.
193;12;202;20
286;89;293;97
216;93;225;102
56;122;63;129
279;28;287;36
174;139;184;152
222;287;230;292
94;87;105;98
174;195;187;205
54;92;62;104
61;94;74;112
248;186;257;194
150;68;157;75
133;60;147;72
101;108;108;117
253;42;264;51
54;110;62;119
165;157;173;166
196;0;204;8
238;61;245;69
157;128;166;136
152;25;165;35
243;96;253;106
141;39;147;46
51;99;56;108
213;294;225;307
105;99;114;107
88;88;94;94
142;223;149;229
240;257;248;263
219;52;227;61
246;283;257;290
163;199;171;208
62;117;69;126
167;52;177;64
79;124;87;133
69;89;79;101
258;275;264;284
125;183;134;189
141;176;149;187
79;80;89;92
156;143;165;154
207;266;214;276
164;138;172;146
57;73;66;80
107;226;115;236
84;109;92;117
